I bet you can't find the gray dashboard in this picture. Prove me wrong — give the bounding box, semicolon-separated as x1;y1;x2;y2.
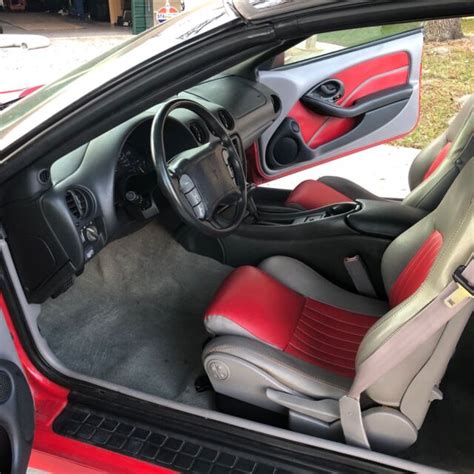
6;75;280;303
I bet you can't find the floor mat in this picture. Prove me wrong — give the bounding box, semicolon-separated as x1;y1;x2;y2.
38;222;232;407
403;316;474;473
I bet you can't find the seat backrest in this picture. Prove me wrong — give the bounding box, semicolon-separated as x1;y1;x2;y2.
357;156;473;428
403;95;473;211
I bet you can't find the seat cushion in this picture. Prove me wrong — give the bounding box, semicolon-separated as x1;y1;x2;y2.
286;176;383;210
205;265;379;378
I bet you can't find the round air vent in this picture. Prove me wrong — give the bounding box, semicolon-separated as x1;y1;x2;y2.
190;122;207;144
38;168;51;185
65;188;91;220
217;110;234;130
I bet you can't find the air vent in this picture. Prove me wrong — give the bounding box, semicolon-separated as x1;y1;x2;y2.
38;168;51;185
218;110;234;130
271;95;282;114
190;122;207;144
65;188;90;220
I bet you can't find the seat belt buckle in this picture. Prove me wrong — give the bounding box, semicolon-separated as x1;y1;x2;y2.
445;265;474;308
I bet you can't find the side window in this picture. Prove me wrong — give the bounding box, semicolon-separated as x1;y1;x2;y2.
278;23;422;67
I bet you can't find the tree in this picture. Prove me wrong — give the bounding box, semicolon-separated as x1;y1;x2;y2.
425;19;463;42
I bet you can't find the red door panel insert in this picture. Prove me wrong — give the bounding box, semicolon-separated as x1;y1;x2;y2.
288;52;411;150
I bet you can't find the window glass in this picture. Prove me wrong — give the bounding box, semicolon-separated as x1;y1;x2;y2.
281;23;422;67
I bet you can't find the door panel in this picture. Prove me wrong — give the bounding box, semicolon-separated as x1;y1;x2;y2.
0;297;35;474
255;30;423;181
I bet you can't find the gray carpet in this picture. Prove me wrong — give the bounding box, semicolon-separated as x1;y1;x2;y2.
38;222;232;407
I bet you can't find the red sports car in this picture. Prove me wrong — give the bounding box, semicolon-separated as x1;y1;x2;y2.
0;1;473;473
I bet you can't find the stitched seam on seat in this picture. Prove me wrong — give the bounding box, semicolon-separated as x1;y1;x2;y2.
390;233;443;306
303;303;373;327
301;310;371;335
294;324;358;355
298;318;366;343
283;297;306;352
290;334;356;363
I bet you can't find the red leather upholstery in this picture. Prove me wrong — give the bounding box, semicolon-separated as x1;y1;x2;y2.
286;180;351;209
285;298;376;377
423;142;452;181
288;52;410;150
389;230;444;307
205;266;377;377
205;266;305;349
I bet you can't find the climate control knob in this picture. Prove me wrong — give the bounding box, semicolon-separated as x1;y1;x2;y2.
84;224;99;243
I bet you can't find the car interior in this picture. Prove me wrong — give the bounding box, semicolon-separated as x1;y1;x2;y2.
2;23;473;472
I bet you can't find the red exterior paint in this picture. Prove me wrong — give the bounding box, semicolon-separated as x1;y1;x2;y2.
205;266;377;378
389;231;444;307
0;294;175;473
286;179;352;209
19;85;43;98
423;141;452;181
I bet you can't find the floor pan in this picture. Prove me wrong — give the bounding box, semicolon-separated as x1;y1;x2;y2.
38;222;232;408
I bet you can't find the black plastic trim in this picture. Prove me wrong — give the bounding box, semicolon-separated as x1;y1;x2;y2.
302;85;413;119
54;394;406;474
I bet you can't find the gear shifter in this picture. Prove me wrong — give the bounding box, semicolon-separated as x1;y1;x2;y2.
246;183;259;221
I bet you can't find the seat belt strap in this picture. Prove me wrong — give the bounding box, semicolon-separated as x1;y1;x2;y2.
340;260;474;449
344;255;377;298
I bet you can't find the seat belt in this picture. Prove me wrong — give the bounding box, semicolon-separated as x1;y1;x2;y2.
339;260;474;449
344;255;377;298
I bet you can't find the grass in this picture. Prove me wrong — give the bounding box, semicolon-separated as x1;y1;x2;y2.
396;28;473;148
462;17;474;35
287;19;473;150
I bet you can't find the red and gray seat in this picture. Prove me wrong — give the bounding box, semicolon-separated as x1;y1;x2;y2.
286;95;473;211
202;157;474;452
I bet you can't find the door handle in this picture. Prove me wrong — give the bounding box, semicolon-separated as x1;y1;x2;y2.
302;84;413;119
311;79;345;102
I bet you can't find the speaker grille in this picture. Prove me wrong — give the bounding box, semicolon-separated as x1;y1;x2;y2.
0;371;12;404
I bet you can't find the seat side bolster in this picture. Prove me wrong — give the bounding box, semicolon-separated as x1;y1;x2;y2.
203;336;351;400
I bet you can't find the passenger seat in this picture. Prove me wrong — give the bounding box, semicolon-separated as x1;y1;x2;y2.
285;95;473;212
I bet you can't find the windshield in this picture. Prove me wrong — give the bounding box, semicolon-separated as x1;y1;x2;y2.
0;0;237;153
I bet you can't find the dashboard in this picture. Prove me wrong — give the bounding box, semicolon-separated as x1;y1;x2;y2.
5;75;281;303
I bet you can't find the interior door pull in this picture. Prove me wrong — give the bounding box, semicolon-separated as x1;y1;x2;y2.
302;84;413;118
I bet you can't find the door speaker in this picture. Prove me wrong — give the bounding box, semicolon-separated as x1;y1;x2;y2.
273;137;299;165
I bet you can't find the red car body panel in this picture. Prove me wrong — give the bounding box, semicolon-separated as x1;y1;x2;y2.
0;294;174;473
0;86;43;107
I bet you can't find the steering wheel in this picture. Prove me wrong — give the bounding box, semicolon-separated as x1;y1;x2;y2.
151;99;248;237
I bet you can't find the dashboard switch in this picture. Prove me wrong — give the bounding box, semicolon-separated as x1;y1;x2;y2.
179;174;195;194
84;224;99;243
193;203;206;220
186;188;202;207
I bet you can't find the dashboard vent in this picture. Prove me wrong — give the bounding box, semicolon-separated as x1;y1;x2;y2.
190;122;207;144
65;188;89;220
218;110;234;130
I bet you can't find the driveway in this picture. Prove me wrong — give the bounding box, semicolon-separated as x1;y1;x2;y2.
0;7;419;194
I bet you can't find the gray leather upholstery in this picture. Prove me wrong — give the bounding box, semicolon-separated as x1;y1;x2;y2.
203;153;473;451
260;256;388;317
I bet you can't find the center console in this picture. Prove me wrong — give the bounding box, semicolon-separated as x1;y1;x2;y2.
252;198;427;239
